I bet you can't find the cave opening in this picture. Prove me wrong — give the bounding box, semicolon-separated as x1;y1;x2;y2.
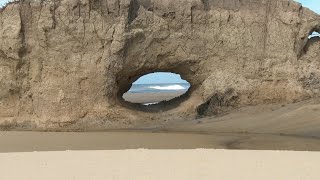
121;72;191;112
301;29;320;56
308;31;320;39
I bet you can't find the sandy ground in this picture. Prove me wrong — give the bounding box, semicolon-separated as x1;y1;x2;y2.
2;131;320;152
1;149;320;180
123;91;186;104
1;93;320;179
1;94;320;152
162;97;320;138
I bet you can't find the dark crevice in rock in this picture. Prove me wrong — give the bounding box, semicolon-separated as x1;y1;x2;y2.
17;1;33;78
190;6;194;24
299;26;320;58
77;0;81;18
89;0;102;11
162;12;175;19
300;72;320;90
92;0;109;17
138;0;152;11
18;1;27;59
99;0;109;17
117;0;120;16
38;0;44;23
197;88;239;118
263;0;272;55
50;0;60;29
18;46;28;59
127;0;140;25
18;7;28;60
201;0;210;11
17;1;32;67
18;2;29;60
105;0;110;15
16;0;33;114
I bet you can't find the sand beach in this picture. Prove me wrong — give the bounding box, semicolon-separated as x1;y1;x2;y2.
1;93;320;179
1;149;320;180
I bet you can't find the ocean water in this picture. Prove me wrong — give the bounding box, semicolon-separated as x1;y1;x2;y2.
128;83;190;93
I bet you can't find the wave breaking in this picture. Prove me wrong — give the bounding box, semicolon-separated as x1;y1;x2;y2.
149;85;186;90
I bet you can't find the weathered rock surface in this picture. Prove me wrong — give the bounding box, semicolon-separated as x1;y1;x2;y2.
0;0;319;130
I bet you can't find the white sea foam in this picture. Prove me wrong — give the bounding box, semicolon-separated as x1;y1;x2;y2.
149;85;186;90
143;102;159;106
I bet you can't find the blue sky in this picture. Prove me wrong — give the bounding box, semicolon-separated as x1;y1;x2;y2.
0;0;318;84
0;0;7;6
295;0;320;14
134;72;188;84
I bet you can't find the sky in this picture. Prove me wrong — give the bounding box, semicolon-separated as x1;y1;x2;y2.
133;72;188;84
295;0;320;14
0;0;319;84
0;0;7;7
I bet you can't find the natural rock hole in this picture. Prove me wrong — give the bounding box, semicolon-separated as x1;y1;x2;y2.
303;30;320;54
308;31;320;39
121;72;191;112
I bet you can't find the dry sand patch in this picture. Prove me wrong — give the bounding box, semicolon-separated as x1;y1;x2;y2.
1;149;320;180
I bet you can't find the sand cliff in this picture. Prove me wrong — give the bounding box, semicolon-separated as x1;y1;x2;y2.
0;0;319;130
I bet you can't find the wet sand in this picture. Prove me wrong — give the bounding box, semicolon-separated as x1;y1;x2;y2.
1;131;320;152
1;94;320;152
2;94;320;179
122;91;186;104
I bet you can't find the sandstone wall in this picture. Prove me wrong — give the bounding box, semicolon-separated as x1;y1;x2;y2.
0;0;319;130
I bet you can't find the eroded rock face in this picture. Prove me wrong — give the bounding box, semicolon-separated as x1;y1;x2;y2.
0;0;319;130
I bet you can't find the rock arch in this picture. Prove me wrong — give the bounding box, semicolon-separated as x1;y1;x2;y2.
120;71;192;112
299;25;320;56
0;0;319;130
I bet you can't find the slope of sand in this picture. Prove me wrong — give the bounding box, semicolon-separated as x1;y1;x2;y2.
162;98;320;138
1;149;320;180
